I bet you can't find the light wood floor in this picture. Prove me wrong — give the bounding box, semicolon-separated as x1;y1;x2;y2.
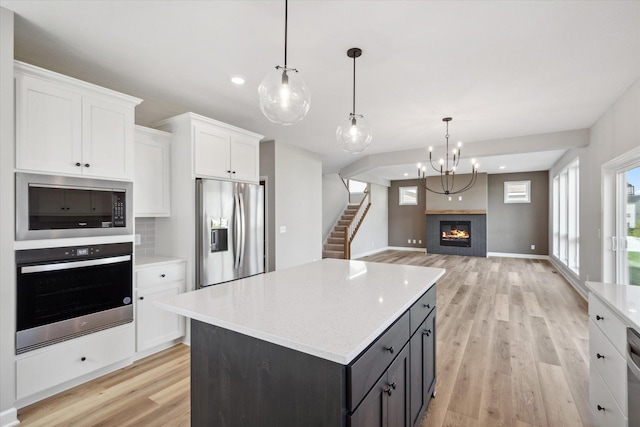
18;251;592;427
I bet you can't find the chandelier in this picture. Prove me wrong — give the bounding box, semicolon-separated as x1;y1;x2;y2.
418;117;479;195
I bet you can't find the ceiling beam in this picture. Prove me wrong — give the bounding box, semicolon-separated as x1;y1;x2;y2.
339;128;589;179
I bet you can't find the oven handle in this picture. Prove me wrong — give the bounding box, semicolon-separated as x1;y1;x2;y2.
629;340;640;381
21;255;131;274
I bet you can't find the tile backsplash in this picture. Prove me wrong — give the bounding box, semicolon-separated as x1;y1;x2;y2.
135;217;156;257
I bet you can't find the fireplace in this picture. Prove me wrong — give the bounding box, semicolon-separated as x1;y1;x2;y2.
440;221;471;247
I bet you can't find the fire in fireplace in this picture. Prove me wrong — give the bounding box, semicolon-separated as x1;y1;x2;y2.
440;221;471;247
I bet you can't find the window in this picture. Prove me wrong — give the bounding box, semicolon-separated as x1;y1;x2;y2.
504;180;531;203
399;186;418;205
552;158;579;274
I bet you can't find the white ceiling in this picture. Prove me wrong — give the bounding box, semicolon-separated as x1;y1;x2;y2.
2;1;639;181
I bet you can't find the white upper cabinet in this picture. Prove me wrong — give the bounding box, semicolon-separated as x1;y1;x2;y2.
134;126;171;217
193;120;261;183
193;122;231;180
155;112;262;184
15;61;141;181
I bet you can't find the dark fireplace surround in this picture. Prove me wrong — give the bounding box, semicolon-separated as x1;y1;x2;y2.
426;214;487;257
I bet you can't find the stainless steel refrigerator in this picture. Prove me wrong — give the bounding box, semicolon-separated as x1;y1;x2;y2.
196;179;264;288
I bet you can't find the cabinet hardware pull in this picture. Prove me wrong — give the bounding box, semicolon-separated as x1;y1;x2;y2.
389;382;397;390
384;346;394;354
227;170;231;173
596;353;605;359
81;357;86;362
232;171;236;174
384;387;393;396
423;303;430;309
423;329;431;336
597;405;605;411
84;163;90;167
75;162;81;167
139;296;144;300
596;315;603;321
161;274;166;278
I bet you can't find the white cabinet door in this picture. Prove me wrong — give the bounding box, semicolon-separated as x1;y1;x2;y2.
15;73;83;175
136;282;185;352
193;123;231;179
82;96;135;180
134;127;171;217
230;132;260;183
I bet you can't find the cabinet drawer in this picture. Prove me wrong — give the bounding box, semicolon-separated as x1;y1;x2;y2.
136;262;185;288
17;325;134;399
410;285;436;336
589;293;626;356
348;311;410;411
589;364;627;427
589;319;627;415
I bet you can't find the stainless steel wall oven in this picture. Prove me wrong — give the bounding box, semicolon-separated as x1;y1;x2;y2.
16;242;133;354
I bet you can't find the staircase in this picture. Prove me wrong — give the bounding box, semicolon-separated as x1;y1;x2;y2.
322;204;359;259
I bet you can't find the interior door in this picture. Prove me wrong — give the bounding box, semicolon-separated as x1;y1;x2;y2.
616;164;640;285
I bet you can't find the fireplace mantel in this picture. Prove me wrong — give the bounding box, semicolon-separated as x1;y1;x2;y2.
425;210;486;215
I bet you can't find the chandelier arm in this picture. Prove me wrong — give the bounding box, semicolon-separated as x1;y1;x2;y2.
449;172;478;194
440;172;448;194
429;159;442;173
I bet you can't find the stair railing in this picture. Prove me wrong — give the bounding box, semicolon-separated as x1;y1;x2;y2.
339;174;351;204
344;184;371;259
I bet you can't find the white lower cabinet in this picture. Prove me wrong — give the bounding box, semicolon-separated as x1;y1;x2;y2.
16;324;134;399
588;292;628;427
135;260;186;352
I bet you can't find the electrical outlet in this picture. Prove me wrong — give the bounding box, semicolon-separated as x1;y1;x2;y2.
134;234;141;245
530;244;535;250
280;226;286;233
418;240;422;244
412;239;416;244
408;239;411;244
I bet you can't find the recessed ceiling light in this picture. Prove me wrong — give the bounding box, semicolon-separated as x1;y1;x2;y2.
231;76;245;85
403;173;408;176
499;165;506;169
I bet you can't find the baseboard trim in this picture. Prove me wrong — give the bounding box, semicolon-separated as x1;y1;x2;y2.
386;246;426;252
487;252;549;260
1;407;20;427
548;256;588;300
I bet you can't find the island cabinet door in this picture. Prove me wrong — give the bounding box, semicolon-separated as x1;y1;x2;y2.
410;308;436;426
349;344;410;427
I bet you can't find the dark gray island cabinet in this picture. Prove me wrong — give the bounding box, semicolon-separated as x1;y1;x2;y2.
156;259;443;427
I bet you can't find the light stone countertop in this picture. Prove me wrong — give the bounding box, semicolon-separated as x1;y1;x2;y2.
586;281;640;331
156;258;445;364
135;255;185;269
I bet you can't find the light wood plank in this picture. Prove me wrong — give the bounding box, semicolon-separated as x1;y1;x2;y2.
537;362;584;427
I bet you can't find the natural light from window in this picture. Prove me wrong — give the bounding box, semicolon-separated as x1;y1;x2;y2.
552;158;579;275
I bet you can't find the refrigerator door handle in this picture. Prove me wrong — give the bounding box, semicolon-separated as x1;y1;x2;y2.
239;194;246;268
234;192;242;270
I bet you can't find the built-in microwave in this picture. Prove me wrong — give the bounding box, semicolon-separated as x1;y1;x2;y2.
16;172;133;240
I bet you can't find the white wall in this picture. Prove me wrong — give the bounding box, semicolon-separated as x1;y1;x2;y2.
351;183;389;258
273;143;323;270
0;7;17;426
550;77;640;292
322;173;348;240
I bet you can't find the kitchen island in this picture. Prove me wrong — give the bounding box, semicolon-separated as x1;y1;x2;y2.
156;258;445;427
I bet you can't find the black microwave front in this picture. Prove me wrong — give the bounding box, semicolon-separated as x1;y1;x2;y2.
16;173;133;240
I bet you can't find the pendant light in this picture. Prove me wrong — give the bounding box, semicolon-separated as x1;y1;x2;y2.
258;0;310;125
336;47;372;154
418;117;479;195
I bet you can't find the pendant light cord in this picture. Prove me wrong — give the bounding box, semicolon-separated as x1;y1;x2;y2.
284;0;288;68
352;52;356;115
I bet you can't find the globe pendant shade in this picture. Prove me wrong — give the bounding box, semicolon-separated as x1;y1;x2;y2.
336;114;372;154
258;68;311;125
